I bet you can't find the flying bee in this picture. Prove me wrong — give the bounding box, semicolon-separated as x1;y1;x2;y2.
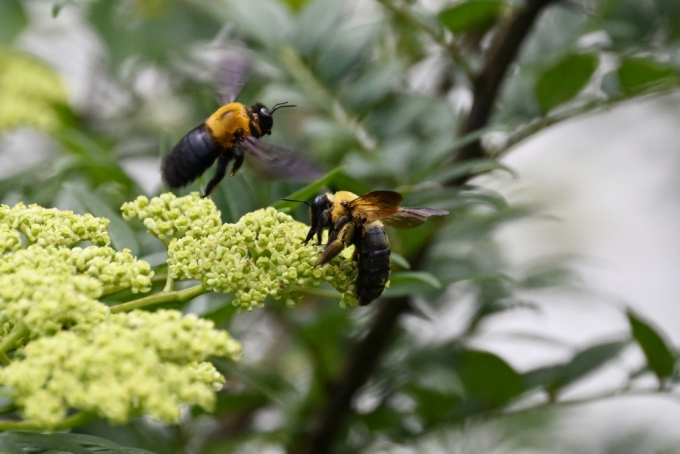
288;190;448;306
161;52;321;197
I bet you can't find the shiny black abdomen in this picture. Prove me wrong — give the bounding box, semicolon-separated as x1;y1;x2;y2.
161;124;223;188
355;222;391;306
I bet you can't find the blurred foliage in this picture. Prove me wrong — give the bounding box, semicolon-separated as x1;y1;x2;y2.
1;0;680;452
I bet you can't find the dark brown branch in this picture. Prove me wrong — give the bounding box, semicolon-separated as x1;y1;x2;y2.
298;297;410;454
452;0;562;168
297;1;563;453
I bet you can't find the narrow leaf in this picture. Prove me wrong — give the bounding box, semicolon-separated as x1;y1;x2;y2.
438;0;505;33
383;271;442;297
428;159;517;184
535;53;598;113
628;310;675;381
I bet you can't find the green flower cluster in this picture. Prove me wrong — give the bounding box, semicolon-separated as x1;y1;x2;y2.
0;310;241;427
0;269;107;337
168;205;359;310
1;203;110;248
0;245;153;294
121;192;221;244
0;224;21;254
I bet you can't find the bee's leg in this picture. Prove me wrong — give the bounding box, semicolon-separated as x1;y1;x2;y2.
317;218;354;266
203;153;232;198
230;147;245;176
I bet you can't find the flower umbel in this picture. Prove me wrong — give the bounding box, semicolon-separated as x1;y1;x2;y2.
0;310;241;427
168;204;359;310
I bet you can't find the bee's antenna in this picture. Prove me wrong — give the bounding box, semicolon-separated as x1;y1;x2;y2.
281;198;310;207
271;102;296;114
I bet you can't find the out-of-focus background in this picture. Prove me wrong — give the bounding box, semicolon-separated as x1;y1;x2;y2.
2;0;680;452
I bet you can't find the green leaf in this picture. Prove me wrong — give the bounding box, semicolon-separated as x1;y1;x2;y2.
535;53;598;113
617;57;680;96
561;340;628;385
390;252;411;270
524;340;627;395
0;432;154;454
271;167;345;211
383;271;441;297
0;0;27;44
438;0;505;33
458;350;524;406
628;310;675;382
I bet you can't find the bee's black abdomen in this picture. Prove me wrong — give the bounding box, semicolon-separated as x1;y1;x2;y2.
161;124;223;188
356;223;391;306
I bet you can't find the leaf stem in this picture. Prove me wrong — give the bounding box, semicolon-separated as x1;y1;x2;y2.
0;323;29;357
0;412;94;432
0;353;10;366
109;283;208;313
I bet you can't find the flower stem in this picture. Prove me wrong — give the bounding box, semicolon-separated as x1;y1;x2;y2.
110;283;208;313
0;352;10;366
0;323;29;357
0;412;94;432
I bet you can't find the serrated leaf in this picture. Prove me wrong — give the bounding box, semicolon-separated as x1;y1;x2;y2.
628;310;675;381
535;53;598;113
438;0;505;33
383;271;442;297
617;57;680;96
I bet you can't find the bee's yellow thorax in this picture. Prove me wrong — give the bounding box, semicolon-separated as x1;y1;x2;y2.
205;103;252;147
329;191;358;222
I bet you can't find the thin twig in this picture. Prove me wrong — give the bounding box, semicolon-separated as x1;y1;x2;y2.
109;283;207;313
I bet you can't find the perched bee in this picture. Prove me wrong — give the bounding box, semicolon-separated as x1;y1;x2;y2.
296;190;448;306
161;53;321;197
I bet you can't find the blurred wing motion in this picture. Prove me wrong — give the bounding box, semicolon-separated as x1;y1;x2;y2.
241;136;324;182
382;207;449;229
348;191;403;221
218;52;252;105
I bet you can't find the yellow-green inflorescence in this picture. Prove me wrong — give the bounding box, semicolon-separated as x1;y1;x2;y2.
0;201;242;427
0;310;241;427
123;192;359;309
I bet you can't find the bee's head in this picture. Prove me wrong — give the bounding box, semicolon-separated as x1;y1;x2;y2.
304;193;332;244
252;102;295;136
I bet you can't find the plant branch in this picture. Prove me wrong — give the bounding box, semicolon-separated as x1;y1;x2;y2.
109;283;208;314
450;0;562;173
375;0;474;80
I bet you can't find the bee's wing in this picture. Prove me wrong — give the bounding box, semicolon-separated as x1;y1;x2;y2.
348;191;403;221
382;207;449;229
241;136;324;182
218;52;252;105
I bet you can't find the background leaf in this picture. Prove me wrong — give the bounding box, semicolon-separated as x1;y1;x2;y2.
628;310;675;382
535;53;598;113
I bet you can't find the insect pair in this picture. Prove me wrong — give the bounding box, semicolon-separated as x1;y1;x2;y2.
161;53;447;305
287;191;448;306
